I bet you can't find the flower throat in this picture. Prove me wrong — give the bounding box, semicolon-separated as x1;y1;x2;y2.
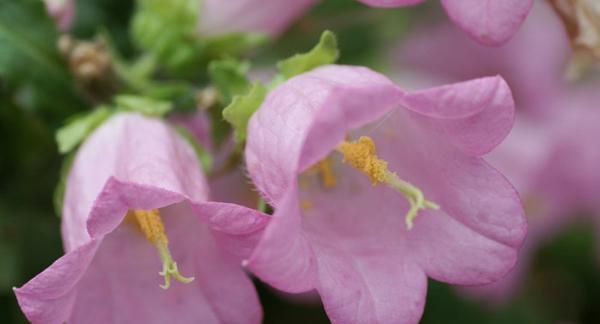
128;209;194;289
315;136;439;229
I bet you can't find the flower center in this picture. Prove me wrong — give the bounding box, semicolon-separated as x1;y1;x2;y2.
128;209;194;289
309;157;337;189
335;136;439;229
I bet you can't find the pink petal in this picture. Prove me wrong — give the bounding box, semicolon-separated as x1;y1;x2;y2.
62;113;209;250
356;0;425;8
246;65;402;203
367;109;525;248
14;240;100;324
407;209;519;285
247;188;318;293
44;0;75;31
315;245;427;323
246;65;526;322
441;0;533;46
18;113;268;322
68;203;262;324
401;76;516;155
198;0;317;36
394;1;569;112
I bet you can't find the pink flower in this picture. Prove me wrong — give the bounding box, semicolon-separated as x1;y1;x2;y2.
44;0;75;31
394;0;570;116
244;65;526;323
359;0;533;46
468;86;600;301
393;0;600;302
171;109;260;209
14;113;268;324
198;0;317;36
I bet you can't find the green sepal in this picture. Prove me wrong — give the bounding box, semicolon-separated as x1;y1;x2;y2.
53;151;76;217
115;95;173;117
208;59;251;104
277;30;339;79
55;107;113;154
222;82;267;142
175;126;214;173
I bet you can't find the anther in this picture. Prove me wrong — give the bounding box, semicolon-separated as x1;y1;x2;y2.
337;136;439;229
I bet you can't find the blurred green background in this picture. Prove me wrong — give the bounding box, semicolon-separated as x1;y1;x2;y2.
1;0;598;323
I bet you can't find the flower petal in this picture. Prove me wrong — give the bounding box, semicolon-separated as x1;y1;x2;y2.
368;109;526;248
394;1;570;111
246;65;402;203
401;76;515;155
441;0;533;45
14;240;100;324
63;113;209;250
246;188;318;293
407;208;519;285
44;0;75;31
198;0;316;36
315;245;427;324
23;112;269;322
356;0;426;8
68;203;262;324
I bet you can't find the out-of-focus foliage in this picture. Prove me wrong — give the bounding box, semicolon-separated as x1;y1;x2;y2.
0;0;84;125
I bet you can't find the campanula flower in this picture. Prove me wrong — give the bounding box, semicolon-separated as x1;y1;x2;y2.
14;113;268;324
244;65;526;323
393;0;600;301
394;0;569;116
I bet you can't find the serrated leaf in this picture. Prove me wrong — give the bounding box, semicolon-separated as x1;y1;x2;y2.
208;59;251;104
115;95;173;117
222;82;267;142
278;30;339;79
55;107;113;154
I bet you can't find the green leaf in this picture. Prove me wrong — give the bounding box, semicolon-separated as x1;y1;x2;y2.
115;95;173;117
175;126;213;173
222;82;267;142
278;30;339;79
55;107;113;154
208;59;251;104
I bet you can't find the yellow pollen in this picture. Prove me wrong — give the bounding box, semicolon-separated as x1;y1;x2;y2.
129;209;194;289
316;158;337;188
337;136;388;185
336;136;440;229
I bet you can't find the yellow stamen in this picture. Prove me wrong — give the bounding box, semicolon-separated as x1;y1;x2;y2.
316;158;337;189
337;136;439;229
337;136;388;185
129;209;194;289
